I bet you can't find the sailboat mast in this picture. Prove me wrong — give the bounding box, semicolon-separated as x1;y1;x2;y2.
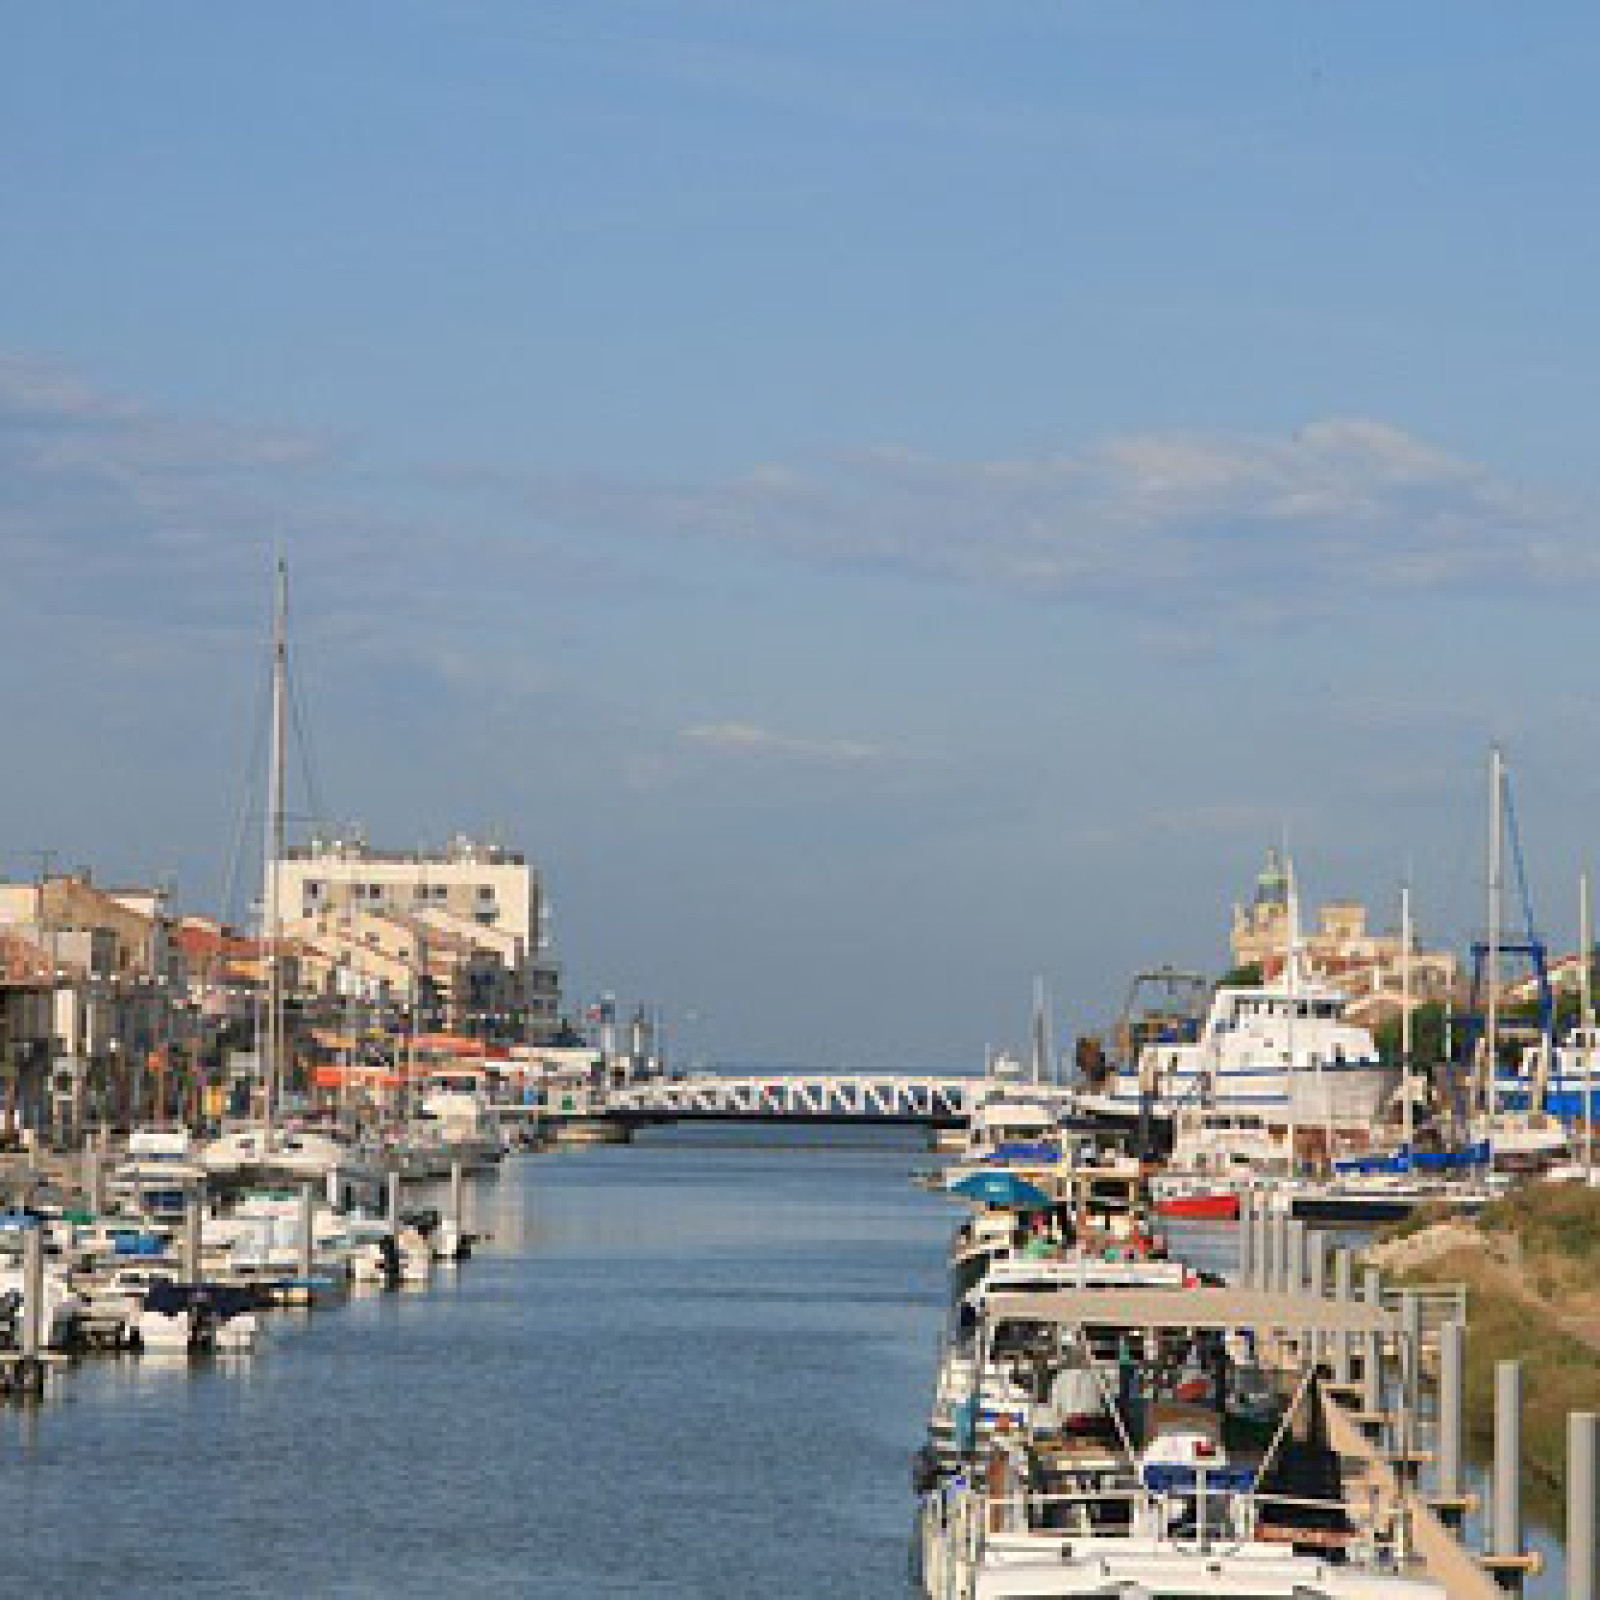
1285;854;1299;1172
1401;881;1413;1150
1583;867;1593;1173
262;557;288;1136
1485;745;1503;1119
1030;976;1047;1088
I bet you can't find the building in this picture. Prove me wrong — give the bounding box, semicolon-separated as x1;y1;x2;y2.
0;870;196;1137
1230;848;1457;1028
270;831;562;1042
272;831;540;948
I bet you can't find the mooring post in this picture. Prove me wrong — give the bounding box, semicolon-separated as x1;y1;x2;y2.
1492;1359;1523;1576
1333;1247;1354;1385
1361;1266;1384;1429
82;1138;104;1216
183;1187;203;1283
298;1182;315;1286
1266;1210;1283;1295
1283;1219;1306;1355
1437;1319;1465;1513
21;1221;43;1362
1306;1230;1326;1360
1571;1411;1598;1600
387;1169;402;1235
1398;1289;1423;1482
1237;1192;1255;1286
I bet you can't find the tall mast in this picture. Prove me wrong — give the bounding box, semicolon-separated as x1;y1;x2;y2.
1030;976;1048;1087
1285;852;1299;1172
262;556;288;1136
1401;880;1414;1151
1485;745;1503;1118
1583;867;1593;1173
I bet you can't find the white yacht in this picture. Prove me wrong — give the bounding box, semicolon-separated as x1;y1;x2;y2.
106;1127;209;1222
200;1124;383;1202
1109;973;1394;1142
946;1054;1067;1182
411;1076;505;1171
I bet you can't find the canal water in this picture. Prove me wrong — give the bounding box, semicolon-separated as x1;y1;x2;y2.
2;1133;1571;1595
3;1128;952;1596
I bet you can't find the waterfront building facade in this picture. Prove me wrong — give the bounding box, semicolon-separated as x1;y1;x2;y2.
270;831;561;1043
1230;848;1456;1029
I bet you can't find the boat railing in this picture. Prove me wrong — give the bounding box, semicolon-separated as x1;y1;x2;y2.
967;1477;1408;1565
976;1483;1148;1539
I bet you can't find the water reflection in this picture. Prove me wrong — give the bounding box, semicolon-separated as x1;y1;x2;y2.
4;1128;952;1597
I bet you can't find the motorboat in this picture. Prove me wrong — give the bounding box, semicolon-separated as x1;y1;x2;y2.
1150;1107;1296;1219
928;1255;1195;1470
914;1284;1445;1599
107;1127;209;1223
200;1124;385;1205
0;1262;85;1350
411;1078;505;1171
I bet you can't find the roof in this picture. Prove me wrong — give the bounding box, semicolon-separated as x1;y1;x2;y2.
982;1285;1399;1336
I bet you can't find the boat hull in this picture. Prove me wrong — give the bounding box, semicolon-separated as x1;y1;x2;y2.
1289;1194;1415;1224
1155;1192;1239;1221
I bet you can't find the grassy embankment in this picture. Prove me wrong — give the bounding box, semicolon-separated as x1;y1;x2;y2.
1377;1185;1600;1523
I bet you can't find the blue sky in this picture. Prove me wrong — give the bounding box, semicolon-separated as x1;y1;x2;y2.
4;4;1600;1066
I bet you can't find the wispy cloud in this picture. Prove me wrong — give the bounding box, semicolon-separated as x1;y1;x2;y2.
0;349;349;610
512;417;1584;624
681;720;884;764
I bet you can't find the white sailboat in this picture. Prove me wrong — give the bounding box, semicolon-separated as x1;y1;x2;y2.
198;559;375;1191
1473;745;1570;1170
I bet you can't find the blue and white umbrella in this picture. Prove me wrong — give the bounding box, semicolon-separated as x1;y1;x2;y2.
948;1170;1051;1209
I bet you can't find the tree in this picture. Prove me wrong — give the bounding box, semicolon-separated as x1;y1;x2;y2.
1218;962;1262;988
1373;1001;1448;1067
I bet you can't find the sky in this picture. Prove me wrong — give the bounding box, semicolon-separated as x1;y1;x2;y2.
3;3;1600;1068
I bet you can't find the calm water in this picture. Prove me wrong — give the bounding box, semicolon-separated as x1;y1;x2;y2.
4;1144;1570;1597
4;1129;952;1597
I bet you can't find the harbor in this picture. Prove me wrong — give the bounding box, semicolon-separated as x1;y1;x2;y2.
4;1097;1597;1595
2;1127;955;1597
910;1074;1596;1598
7;8;1600;1595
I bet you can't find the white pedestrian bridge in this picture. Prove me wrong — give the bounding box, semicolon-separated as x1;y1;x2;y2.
601;1072;978;1128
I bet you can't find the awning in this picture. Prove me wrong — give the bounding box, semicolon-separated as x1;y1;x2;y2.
982;1285;1400;1336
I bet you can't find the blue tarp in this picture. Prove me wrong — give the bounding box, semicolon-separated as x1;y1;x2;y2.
1142;1462;1256;1494
111;1232;165;1257
1334;1141;1490;1177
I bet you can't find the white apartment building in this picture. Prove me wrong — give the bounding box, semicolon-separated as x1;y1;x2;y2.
272;832;540;954
270;831;561;1042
